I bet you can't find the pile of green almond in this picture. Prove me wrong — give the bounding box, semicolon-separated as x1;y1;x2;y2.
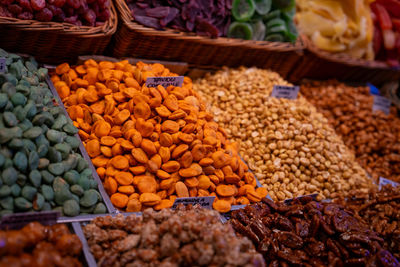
0;49;106;217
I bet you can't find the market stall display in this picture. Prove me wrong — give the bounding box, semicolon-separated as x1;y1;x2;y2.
230;197;399;266
337;185;400;260
194;67;373;201
0;0;111;25
300;80;400;183
228;0;297;42
83;205;265;266
0;51;106;217
0;222;82;266
296;0;374;60
51;60;267;213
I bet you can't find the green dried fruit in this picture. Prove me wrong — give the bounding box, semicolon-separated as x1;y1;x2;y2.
78;176;90;191
80;189;99;207
9;138;24;150
35;134;49;147
3;74;17;86
28;151;39;170
15;197;32;210
80;205;95;213
49;106;63;117
11;92;27;106
42;202;51;211
0;154;5;168
4;101;14;111
80;168;92;178
13;151;27;172
55;143;71;159
3;111;18;127
14;106;27;121
32;112;54;126
3;158;13;169
0;93;8;109
48;163;64;176
18;119;33;132
37;68;48;81
25;61;37;72
48;147;62;163
22;139;36;152
17;174;27;186
52;114;67;130
10;184;21;197
53;177;72;205
33;193;45;210
0;210;13;216
38;158;49;169
40;184;54;201
41;124;48;133
2;167;17;185
71;193;79;203
29;170;41;187
63;199;80;217
46;129;64;143
0;127;22;144
63;123;79;135
15;84;30;96
65;136;80;149
64;170;80;185
70;184;84;196
0;196;13;210
77;157;88;172
0;185;11;197
89;179;98;189
23;126;43;139
41;170;54;184
62;154;78;172
21;185;37;201
22;75;39;86
93;203;106;214
24;102;37;118
37;144;49;158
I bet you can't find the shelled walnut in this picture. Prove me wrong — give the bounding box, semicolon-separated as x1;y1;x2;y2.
230;197;399;266
194;67;373;201
338;185;400;260
301;80;400;182
83;205;265;266
0;222;82;266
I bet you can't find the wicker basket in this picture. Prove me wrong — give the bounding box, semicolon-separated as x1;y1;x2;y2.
289;35;400;85
0;3;118;65
110;0;305;79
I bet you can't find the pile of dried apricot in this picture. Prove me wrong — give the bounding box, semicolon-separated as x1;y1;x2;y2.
51;60;267;212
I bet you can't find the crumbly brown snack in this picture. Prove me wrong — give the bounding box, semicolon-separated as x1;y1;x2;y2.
230;197;399;267
338;185;400;260
0;222;82;266
300;80;400;183
194;67;373;201
83;205;265;267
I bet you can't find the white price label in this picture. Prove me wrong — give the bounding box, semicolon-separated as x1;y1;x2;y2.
146;76;184;88
271;85;299;100
172;196;215;209
0;58;6;73
372;95;391;115
379;177;399;189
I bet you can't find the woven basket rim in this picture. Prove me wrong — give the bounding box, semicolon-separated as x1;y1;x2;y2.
0;1;118;36
114;0;305;52
301;34;396;70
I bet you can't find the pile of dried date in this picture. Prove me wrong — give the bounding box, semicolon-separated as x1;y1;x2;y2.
230;197;399;266
338;185;400;260
83;205;265;266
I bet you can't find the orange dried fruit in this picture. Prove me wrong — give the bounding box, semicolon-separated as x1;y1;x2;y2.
86;139;101;158
115;171;134;186
111;155;129;170
139;193;161;206
256;187;268;199
137;175;157;193
161;161;180;173
130;166;146;175
141;139;157;156
118;185;135;194
160;133;173;147
131;148;149;164
126;199;142;212
212;199;231;213
100;136;116;146
111;193;129;208
154;199;174;211
134;102;151;120
161;120;180;134
114;109;130;125
175;182;189;198
105;177;118;195
216;185;236;197
184;177;199;188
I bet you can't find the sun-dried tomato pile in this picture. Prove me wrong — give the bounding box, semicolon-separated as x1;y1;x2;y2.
230;197;399;266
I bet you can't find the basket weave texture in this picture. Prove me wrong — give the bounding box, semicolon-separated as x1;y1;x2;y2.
0;2;118;64
110;0;305;78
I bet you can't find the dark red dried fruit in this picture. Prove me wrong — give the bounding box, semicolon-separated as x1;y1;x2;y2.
34;7;53;21
8;4;22;15
30;0;45;11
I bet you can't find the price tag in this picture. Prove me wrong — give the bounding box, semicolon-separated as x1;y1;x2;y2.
284;193;318;205
172;196;215;209
372;95;391;115
0;58;6;73
0;211;60;230
146;76;184;88
368;83;380;95
379;177;399;190
271;85;299;100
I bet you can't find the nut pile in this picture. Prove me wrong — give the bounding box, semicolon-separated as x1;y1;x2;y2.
83;205;265;266
52;60;267;213
300;81;400;183
338;185;400;259
0;222;82;266
0;50;105;217
230;197;399;266
194;67;373;201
